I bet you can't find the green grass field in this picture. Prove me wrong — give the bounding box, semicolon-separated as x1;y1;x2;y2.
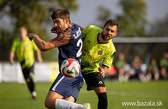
0;80;168;109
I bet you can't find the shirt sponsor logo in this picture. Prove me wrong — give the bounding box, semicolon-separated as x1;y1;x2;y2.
98;50;103;56
83;46;95;62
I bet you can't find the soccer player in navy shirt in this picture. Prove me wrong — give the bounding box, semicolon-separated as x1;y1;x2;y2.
29;9;90;109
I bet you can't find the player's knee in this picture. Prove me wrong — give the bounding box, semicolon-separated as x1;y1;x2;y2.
26;78;30;82
64;96;75;102
45;97;53;108
44;98;49;108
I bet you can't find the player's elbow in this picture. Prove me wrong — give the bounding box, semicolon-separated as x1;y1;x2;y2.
44;101;49;108
44;97;54;108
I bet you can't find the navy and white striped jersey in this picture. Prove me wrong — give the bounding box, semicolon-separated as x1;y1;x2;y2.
49;24;83;75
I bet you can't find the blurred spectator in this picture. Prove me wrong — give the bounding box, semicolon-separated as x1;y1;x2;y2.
115;53;129;82
128;55;147;82
10;27;43;100
146;59;159;81
159;51;168;79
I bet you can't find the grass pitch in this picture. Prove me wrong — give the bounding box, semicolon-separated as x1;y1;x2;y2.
0;80;168;109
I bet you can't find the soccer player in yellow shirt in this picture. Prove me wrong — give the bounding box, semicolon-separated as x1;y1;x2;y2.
82;19;118;109
10;27;43;100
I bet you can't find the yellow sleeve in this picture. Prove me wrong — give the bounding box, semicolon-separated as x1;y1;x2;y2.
102;53;115;68
82;25;92;39
32;40;38;51
102;42;116;68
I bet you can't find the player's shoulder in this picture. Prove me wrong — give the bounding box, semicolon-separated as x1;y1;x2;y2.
70;23;83;31
72;23;83;28
105;39;116;52
25;37;33;43
86;25;101;31
64;23;82;35
83;25;102;35
14;37;20;41
12;37;21;44
58;23;82;41
110;39;115;48
110;39;116;52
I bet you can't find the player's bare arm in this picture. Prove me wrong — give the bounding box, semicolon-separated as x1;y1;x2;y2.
36;49;43;62
9;51;15;64
29;33;55;51
29;32;70;51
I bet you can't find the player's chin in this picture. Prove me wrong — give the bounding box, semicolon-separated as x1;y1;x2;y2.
104;37;111;41
105;36;113;40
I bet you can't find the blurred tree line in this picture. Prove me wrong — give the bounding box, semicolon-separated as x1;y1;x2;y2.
0;0;168;61
0;0;78;61
96;0;168;37
94;0;168;64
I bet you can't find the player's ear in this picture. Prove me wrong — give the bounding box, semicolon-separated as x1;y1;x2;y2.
115;31;118;36
65;18;69;24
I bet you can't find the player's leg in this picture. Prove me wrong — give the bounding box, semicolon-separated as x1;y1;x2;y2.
92;87;108;109
45;91;63;108
28;65;37;99
83;72;107;109
22;65;36;99
45;91;91;109
56;99;91;109
45;74;90;109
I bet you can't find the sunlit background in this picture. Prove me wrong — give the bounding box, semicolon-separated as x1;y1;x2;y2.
0;0;168;108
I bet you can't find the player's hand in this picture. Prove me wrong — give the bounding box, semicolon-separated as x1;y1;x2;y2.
28;33;36;41
10;60;15;65
98;67;105;77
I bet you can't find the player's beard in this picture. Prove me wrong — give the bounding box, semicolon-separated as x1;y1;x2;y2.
102;33;111;41
55;23;66;34
54;27;61;34
55;27;63;34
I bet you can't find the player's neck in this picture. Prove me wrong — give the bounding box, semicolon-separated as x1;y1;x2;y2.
20;36;26;42
67;23;72;28
63;23;72;31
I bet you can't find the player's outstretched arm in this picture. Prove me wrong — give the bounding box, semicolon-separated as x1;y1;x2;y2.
9;51;15;64
36;49;43;63
29;33;55;51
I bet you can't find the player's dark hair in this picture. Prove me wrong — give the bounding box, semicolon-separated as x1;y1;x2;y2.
104;19;118;30
51;9;71;23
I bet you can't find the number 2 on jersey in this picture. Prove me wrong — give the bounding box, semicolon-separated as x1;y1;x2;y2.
76;39;82;57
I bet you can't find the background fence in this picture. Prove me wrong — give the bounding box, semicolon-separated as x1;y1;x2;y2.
0;62;59;83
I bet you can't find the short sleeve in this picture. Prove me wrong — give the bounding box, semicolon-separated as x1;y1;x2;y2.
102;52;115;68
32;40;38;51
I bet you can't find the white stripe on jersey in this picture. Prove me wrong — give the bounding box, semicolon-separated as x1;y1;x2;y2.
52;76;65;91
